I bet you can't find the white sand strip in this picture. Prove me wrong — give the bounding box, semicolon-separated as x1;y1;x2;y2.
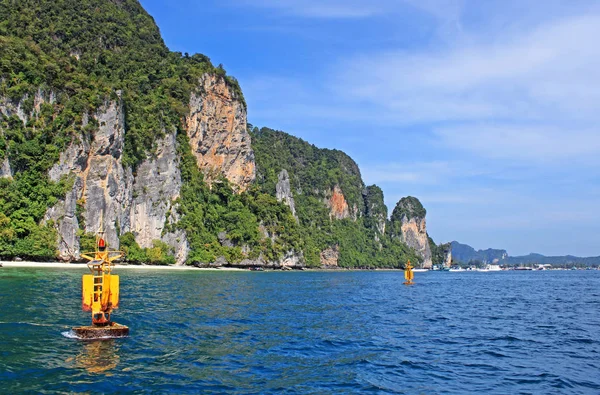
0;261;248;271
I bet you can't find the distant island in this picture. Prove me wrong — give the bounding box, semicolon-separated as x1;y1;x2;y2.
451;241;600;266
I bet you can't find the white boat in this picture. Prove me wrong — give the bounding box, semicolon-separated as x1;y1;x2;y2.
412;268;429;272
449;266;465;272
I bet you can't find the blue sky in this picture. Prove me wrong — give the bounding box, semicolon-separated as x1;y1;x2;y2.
140;0;600;257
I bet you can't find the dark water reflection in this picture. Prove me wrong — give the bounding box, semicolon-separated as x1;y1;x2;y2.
1;268;599;393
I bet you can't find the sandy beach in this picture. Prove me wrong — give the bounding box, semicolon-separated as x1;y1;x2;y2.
0;261;248;271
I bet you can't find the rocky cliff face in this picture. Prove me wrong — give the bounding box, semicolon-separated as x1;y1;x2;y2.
444;247;452;267
186;74;255;192
275;169;297;218
0;156;11;178
320;245;339;267
326;185;351;220
129;132;188;264
44;98;187;263
391;197;432;269
41;74;257;264
45;99;131;258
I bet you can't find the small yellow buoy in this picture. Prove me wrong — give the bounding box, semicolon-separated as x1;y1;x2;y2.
404;259;414;285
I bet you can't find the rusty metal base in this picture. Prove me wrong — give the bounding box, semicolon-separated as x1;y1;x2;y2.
71;322;129;339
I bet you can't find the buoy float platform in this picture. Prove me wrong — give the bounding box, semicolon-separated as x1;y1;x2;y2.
404;259;414;285
72;216;128;339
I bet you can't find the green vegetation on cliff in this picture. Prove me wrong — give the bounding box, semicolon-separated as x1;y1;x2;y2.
0;0;442;267
175;131;302;265
0;0;241;260
0;0;243;166
429;238;451;266
251;127;422;268
391;196;426;222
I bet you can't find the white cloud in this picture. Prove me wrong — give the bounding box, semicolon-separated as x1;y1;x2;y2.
234;0;465;20
362;160;484;185
234;0;392;18
334;14;600;123
434;125;600;163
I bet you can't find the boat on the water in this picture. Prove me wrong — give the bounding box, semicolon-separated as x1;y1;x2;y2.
412;268;429;272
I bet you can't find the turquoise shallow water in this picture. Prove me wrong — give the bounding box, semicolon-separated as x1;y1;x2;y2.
1;268;599;394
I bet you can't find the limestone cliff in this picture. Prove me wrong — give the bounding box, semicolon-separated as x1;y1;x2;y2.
186;74;255;192
44;99;187;263
0;156;11;179
444;246;452;267
129;132;188;264
0;0;440;269
275;169;297;218
41;73;256;264
390;196;432;268
326;185;351;220
320;245;339;267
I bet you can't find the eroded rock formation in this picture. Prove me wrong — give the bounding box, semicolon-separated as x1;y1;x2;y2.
320;245;339;267
327;185;350;220
391;196;432;269
44;99;187;263
276;169;296;218
0;156;11;179
444;246;452;267
41;74;261;264
186;74;255;192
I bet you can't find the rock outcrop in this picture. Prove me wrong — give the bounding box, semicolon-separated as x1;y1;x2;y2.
42;74;260;264
276;169;297;218
444;246;452;267
320;245;339;267
327;185;351;220
129;131;188;264
0;156;11;179
186;74;255;192
391;196;432;269
44;99;187;263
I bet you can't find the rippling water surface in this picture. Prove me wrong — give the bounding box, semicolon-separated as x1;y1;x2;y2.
1;268;599;394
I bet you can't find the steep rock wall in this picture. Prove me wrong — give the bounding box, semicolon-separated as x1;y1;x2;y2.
79;100;133;249
45;99;187;263
391;197;432;269
400;217;432;268
129;132;188;264
0;156;11;178
275;169;297;218
186;74;255;192
444;247;452;267
326;185;351;220
43;74;257;264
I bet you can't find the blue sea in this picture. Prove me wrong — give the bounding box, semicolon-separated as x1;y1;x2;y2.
1;268;599;394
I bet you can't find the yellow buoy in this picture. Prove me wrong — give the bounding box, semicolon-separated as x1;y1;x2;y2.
72;214;128;339
404;259;414;285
